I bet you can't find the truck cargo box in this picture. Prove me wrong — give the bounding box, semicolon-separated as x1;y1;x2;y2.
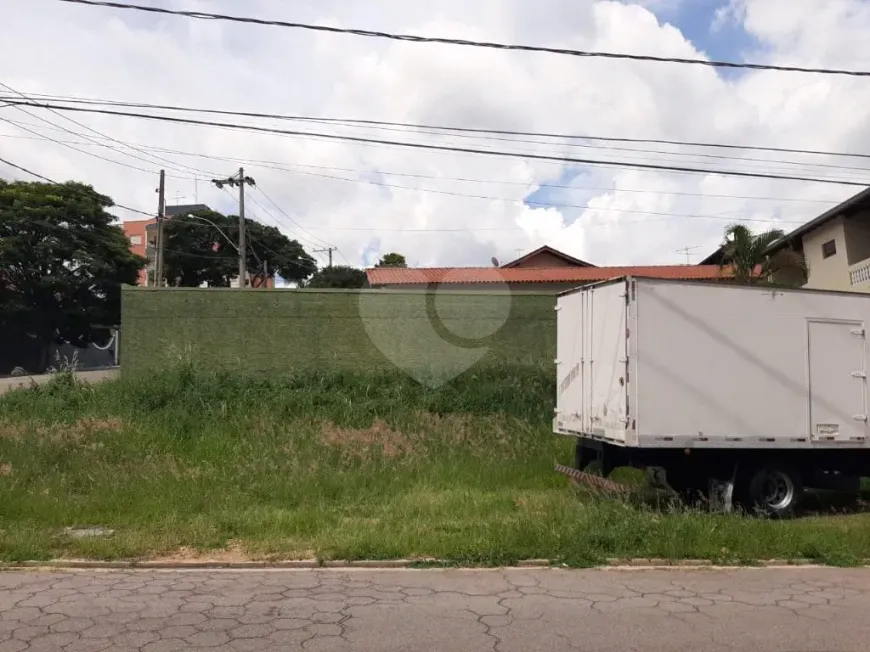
554;277;870;450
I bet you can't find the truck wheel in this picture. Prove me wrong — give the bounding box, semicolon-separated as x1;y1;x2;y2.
745;463;803;518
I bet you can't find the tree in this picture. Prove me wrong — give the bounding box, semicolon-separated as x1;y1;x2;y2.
375;252;407;268
720;223;807;287
305;265;367;288
0;180;145;369
246;220;317;286
162;210;316;287
162;209;234;287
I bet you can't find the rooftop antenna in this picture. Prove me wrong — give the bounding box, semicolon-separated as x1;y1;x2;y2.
676;245;701;265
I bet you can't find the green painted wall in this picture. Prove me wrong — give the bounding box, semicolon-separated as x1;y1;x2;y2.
121;288;556;378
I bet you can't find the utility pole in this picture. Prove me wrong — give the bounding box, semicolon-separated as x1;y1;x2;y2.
154;170;166;287
238;167;246;287
212;168;255;287
314;247;336;268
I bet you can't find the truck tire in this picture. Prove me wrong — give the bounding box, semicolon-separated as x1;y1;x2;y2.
744;462;804;518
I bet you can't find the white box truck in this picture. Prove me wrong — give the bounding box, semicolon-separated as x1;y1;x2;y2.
554;276;870;516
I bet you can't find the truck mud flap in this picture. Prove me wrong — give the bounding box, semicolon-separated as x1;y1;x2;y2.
554;464;630;495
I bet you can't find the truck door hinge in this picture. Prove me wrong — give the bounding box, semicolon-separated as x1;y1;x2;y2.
852;371;867;379
854;415;868;422
851;328;866;337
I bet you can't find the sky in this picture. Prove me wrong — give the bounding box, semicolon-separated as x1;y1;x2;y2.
2;0;870;269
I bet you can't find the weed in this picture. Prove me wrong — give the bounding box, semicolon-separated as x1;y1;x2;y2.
0;365;868;565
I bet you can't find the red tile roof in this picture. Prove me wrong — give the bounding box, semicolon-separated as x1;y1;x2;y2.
366;265;732;286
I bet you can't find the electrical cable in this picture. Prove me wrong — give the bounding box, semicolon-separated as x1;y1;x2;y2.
0;154;153;217
56;0;870;77
8;98;869;182
0;83;217;179
4;101;868;187
0;123;847;206
250;185;336;248
0;114;203;182
9;92;870;162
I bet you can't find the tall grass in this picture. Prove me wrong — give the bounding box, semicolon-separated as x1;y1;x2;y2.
1;365;869;565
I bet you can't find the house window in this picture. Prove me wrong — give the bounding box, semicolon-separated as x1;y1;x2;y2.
129;235;142;245
822;239;836;259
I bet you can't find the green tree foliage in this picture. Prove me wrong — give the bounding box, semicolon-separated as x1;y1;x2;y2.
161;209;232;287
375;252;407;268
720;223;807;287
0;180;145;357
305;265;368;288
162;210;316;287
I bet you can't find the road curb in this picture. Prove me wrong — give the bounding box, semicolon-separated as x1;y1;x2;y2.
0;558;845;571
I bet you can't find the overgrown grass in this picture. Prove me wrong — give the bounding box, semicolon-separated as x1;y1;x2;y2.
1;365;870;565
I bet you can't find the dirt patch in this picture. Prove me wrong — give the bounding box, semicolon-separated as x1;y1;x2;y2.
67;417;124;440
411;411;476;443
151;540;287;563
0;420;26;439
0;417;124;443
321;419;413;458
0;463;11;477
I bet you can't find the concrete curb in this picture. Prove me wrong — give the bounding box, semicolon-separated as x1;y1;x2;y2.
0;558;848;571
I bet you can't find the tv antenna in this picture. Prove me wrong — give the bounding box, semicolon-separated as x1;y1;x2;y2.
676;245;701;265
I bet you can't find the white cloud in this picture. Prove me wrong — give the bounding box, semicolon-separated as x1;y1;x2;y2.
0;0;866;268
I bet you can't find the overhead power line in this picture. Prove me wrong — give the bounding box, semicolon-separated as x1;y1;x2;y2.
0;155;153;217
0;155;56;183
57;0;870;77
0;115;201;181
0;82;214;179
0;127;851;205
5;101;869;187
7;97;870;179
4;127;809;224
10;93;870;162
250;185;335;249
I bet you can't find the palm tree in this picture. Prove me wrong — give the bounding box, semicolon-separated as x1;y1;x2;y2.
720;224;807;287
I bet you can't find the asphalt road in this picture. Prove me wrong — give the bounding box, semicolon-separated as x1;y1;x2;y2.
1;567;868;651
0;368;119;394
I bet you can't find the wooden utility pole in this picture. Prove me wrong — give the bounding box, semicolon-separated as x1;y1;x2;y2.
155;170;166;287
212;168;255;287
314;247;336;268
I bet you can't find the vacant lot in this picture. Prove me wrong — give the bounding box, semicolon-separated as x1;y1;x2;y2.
1;366;869;565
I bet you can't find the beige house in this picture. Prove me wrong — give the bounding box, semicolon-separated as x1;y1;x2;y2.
767;187;870;292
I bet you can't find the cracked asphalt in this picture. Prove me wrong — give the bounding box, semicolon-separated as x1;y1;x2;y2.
1;567;869;651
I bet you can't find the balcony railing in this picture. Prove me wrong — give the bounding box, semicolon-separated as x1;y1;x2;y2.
849;259;870;286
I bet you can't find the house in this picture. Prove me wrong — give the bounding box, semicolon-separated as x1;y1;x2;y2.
498;245;594;269
121;204;275;288
763;187;870;292
366;245;732;292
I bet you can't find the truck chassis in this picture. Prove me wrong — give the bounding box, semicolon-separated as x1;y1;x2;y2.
558;436;863;517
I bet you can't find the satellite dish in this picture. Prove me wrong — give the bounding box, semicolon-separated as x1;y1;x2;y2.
491;256;500;267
